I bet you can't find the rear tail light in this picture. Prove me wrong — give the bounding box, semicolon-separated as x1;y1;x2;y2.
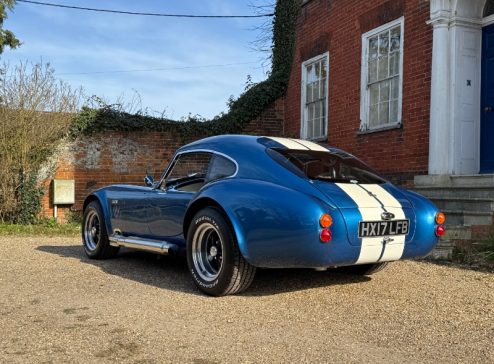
435;225;446;237
320;214;333;228
435;212;446;225
319;213;333;243
320;228;332;243
435;212;446;237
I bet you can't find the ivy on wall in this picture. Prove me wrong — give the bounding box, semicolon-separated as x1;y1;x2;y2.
70;0;299;142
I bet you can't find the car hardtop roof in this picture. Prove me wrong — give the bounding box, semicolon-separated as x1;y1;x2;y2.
175;135;358;183
178;135;339;155
178;135;260;153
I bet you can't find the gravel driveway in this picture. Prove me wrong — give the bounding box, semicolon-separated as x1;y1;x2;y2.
0;236;493;363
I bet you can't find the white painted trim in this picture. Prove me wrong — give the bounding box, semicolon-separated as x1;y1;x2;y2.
300;52;329;141
483;14;494;26
359;17;405;132
428;1;484;175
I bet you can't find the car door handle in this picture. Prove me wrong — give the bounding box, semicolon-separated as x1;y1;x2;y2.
484;106;493;113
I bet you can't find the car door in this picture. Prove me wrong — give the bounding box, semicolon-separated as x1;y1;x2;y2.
146;152;212;239
109;186;152;237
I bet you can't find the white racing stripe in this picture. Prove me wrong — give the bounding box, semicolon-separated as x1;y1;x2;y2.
336;184;384;264
336;183;406;264
362;185;406;262
290;139;329;152
267;137;328;152
268;137;309;150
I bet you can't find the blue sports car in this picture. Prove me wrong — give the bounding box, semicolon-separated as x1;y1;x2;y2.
82;135;444;296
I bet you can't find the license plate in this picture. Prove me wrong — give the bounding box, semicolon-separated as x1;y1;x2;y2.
358;219;410;238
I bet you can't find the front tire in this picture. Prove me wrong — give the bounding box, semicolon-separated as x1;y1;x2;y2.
186;207;256;296
82;201;119;259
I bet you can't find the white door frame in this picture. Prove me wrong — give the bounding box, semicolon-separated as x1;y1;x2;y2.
428;0;489;175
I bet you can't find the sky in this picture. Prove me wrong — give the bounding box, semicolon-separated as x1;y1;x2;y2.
2;0;273;119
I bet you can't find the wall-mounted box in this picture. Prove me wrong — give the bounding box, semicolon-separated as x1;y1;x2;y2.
52;179;75;205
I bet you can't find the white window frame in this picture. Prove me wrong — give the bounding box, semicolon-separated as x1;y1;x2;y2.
360;17;404;132
300;52;329;141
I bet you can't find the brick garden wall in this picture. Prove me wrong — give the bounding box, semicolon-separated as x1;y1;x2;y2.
40;99;284;221
283;0;432;186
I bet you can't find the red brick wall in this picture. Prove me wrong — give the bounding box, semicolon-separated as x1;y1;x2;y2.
41;101;284;221
284;0;432;185
243;97;285;136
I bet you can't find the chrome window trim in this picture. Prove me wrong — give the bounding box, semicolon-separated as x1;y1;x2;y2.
156;149;239;191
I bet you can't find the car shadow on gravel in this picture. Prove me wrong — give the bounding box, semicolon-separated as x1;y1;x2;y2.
37;244;370;297
244;268;370;296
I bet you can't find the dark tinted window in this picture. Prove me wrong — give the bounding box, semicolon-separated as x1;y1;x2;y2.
206;154;236;182
268;148;386;184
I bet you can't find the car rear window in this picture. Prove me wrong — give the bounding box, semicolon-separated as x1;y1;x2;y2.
267;148;386;184
206;154;236;182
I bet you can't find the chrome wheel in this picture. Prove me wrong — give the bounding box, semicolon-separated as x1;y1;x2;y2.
84;210;100;251
191;223;224;282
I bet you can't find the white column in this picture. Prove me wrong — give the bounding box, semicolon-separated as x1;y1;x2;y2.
428;0;484;176
428;14;453;175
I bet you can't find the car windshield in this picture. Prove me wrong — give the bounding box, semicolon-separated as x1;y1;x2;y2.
268;148;386;184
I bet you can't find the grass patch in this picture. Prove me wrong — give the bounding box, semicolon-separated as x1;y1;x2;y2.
0;221;81;236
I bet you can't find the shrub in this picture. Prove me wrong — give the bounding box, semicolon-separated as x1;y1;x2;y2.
0;61;82;222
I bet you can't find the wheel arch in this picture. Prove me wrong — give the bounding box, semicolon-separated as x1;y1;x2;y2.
82;194;100;213
184;197;231;240
82;193;113;236
183;196;253;262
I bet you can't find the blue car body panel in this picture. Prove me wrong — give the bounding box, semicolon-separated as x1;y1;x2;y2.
84;135;440;268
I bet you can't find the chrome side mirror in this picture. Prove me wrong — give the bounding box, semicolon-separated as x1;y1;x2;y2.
144;175;154;187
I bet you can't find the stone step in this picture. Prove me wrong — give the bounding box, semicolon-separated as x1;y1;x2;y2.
414;174;494;188
449;174;494;187
411;187;494;200
431;198;494;213
441;209;493;226
443;225;472;240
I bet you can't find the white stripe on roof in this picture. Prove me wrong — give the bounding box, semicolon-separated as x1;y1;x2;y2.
268;137;309;150
291;139;328;152
268;137;328;151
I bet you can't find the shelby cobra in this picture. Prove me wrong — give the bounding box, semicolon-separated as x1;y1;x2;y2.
82;135;445;296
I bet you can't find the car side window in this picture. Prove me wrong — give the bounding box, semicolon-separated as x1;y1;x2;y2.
206;154;236;182
163;152;212;191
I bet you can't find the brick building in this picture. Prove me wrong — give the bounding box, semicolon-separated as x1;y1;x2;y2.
283;0;494;182
278;0;494;255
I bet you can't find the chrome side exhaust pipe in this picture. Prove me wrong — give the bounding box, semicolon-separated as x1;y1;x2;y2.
109;235;176;255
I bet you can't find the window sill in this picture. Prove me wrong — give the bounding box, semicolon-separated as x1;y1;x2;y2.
357;123;402;135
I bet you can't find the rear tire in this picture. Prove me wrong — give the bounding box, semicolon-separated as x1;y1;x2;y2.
186;207;256;296
337;262;389;276
82;201;119;259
